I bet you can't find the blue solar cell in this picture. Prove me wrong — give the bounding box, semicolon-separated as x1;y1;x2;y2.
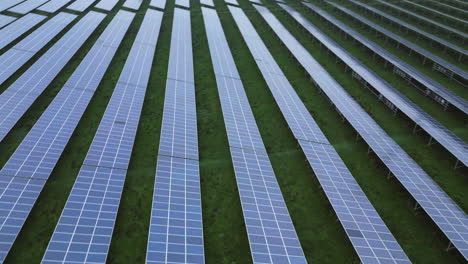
38;0;74;12
202;7;307;263
8;0;49;14
254;4;468;260
0;11;106;143
0;14;15;28
67;0;97;11
0;0;26;11
147;8;204;264
41;9;161;263
0;10;134;263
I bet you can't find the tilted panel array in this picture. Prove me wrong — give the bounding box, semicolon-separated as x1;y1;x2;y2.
0;0;26;11
146;8;205;264
349;0;467;60
303;2;468;114
8;0;50;14
0;12;77;85
0;11;106;143
254;5;468;261
67;0;97;11
0;10;134;263
0;13;46;50
38;0;74;13
202;7;307;264
95;0;119;11
327;1;468;84
229;6;410;264
281;4;468;168
0;15;16;28
398;0;467;25
373;0;467;40
42;9;162;264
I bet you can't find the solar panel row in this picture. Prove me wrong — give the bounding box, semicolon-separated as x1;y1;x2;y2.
254;4;468;261
0;14;16;28
349;0;467;60
0;12;77;85
8;0;50;14
0;11;106;143
202;7;307;264
38;0;74;13
67;0;97;12
373;0;467;39
0;0;25;11
327;2;468;85
281;4;468;168
430;0;468;15
95;0;119;11
0;10;133;262
303;2;468;114
229;5;410;264
147;8;205;264
0;13;46;50
42;9;162;264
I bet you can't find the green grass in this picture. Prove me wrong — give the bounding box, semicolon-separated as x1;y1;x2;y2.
0;0;466;263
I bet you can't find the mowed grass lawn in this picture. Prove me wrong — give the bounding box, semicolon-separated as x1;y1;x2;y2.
0;0;466;263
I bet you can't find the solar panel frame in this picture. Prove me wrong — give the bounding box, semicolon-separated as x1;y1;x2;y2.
254;4;468;260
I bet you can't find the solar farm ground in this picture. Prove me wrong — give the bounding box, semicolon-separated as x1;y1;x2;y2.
0;0;466;263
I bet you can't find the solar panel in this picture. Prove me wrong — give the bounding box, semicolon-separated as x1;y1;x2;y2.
0;11;106;143
429;0;468;15
302;2;467;114
175;0;189;8
281;4;468;168
0;0;26;11
0;12;77;85
0;10;134;262
42;9;162;263
0;13;46;50
67;0;97;11
95;0;119;11
229;5;410;263
348;0;467;60
147;8;205;264
224;0;238;6
373;0;467;39
327;2;468;85
254;4;468;260
37;0;74;12
0;14;15;28
200;0;214;7
201;7;307;263
8;0;50;14
123;0;143;10
149;0;166;9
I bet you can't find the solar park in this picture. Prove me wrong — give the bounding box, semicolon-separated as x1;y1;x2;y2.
0;0;466;263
